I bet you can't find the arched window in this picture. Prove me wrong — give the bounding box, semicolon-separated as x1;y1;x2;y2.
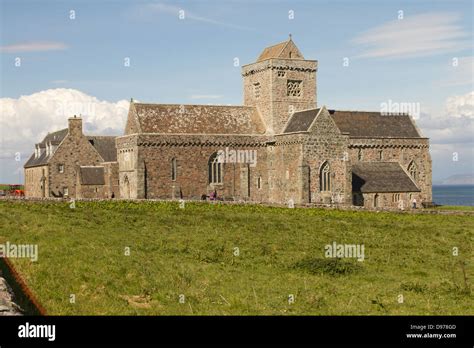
171;158;177;181
320;161;331;192
374;194;379;208
408;161;417;181
208;153;223;184
257;176;262;190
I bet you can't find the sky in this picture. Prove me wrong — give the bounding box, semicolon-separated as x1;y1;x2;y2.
0;0;473;184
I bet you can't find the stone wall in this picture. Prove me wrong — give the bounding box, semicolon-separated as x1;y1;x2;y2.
76;182;107;199
24;166;48;197
0;271;22;316
360;191;420;209
299;108;351;205
117;134;271;201
348;137;432;202
47;119;103;198
104;162;120;198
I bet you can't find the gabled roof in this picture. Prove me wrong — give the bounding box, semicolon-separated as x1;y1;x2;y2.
43;128;68;145
283;108;321;133
256;38;304;62
24;128;68;168
87;136;117;162
25;129;117;168
133;103;266;135
329;110;421;138
352;162;420;193
79;166;105;185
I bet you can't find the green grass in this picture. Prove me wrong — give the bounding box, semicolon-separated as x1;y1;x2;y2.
0;184;24;190
0;200;472;315
432;205;474;211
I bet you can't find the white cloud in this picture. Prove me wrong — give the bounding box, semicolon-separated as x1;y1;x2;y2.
419;91;474;144
446;91;474;118
141;3;253;31
352;12;471;59
0;41;68;53
0;89;129;181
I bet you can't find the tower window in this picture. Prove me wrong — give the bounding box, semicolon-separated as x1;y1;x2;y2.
253;83;261;99
171;158;177;181
408;161;417;181
358;149;362;161
277;70;286;78
58;164;64;173
378;150;383;160
287;80;302;97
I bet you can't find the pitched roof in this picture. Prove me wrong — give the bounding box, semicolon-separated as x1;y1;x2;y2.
329;110;421;138
87;136;117;162
43;128;68;145
256;39;304;62
352;162;420;193
25;129;117;168
79;166;105;185
133;103;266;135
283;109;320;133
24;128;68;168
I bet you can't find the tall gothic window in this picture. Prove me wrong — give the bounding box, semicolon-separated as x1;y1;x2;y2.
208;153;223;184
171;158;177;181
408;161;417;181
320;161;331;192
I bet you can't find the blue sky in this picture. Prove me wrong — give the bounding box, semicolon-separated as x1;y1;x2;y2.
0;0;473;183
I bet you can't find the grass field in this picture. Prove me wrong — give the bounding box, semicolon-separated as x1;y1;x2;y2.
432;205;474;211
0;184;24;191
0;200;472;315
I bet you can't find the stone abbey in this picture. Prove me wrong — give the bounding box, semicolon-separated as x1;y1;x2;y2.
24;38;432;208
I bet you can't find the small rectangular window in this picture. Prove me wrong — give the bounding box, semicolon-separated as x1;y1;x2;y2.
253;83;261;99
58;164;64;173
63;187;69;196
171;158;177;181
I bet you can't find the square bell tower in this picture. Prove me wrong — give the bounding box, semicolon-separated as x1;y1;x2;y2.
241;36;318;134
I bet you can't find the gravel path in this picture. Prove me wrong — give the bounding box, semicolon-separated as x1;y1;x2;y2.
0;269;23;316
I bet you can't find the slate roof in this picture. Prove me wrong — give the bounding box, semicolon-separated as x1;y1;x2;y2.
87;136;117;162
24;130;117;168
79;166;105;185
352;162;420;193
283;109;320;133
133;103;266;135
24;128;68;167
329;110;421;138
256;39;303;62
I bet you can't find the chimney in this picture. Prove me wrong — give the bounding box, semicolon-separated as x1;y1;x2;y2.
68;115;83;137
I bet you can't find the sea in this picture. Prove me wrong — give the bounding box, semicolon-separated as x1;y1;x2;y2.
433;185;474;206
